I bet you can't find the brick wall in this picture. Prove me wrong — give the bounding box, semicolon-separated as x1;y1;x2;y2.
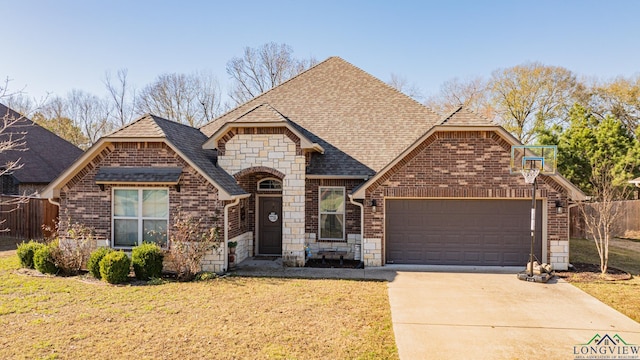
304;178;364;259
59;142;227;270
363;130;570;269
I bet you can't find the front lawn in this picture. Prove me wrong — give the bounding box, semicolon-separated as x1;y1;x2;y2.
568;238;640;323
0;252;398;360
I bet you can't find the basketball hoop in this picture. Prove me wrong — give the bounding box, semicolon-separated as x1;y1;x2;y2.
520;168;540;184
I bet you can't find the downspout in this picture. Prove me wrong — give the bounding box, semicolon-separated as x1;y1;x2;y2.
47;197;60;207
348;194;365;268
223;197;240;273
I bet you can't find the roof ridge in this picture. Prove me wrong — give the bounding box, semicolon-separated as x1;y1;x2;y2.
199;57;340;130
438;105;464;125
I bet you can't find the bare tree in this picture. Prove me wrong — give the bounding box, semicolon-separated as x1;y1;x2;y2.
580;161;634;275
0;78;34;214
104;68;137;127
226;42;317;105
425;76;493;118
387;73;423;101
65;90;114;148
136;71;221;127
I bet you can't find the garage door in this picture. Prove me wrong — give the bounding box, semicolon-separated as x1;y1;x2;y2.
386;199;542;266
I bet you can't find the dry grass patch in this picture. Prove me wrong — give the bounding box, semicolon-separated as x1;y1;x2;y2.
0;252;397;359
565;238;640;323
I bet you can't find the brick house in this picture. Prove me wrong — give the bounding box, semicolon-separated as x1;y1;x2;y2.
0;103;83;195
41;57;585;272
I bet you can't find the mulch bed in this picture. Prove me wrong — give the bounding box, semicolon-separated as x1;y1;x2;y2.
305;259;361;269
555;262;632;282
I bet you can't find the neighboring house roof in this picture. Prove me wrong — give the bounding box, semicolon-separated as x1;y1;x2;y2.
201;57;441;177
0;103;83;184
41;114;247;200
630;177;640;187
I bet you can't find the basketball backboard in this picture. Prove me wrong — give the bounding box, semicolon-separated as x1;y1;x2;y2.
510;145;558;175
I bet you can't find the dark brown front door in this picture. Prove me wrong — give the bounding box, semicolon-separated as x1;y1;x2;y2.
258;196;283;255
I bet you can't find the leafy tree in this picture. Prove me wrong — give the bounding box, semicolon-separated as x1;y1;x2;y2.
31;112;89;148
584;75;640;136
490;63;578;144
552;104;638;194
226;42;317;105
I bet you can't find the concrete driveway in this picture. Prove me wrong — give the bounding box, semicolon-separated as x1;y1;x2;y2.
388;271;640;359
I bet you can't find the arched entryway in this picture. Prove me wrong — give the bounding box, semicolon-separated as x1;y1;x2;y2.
234;168;284;256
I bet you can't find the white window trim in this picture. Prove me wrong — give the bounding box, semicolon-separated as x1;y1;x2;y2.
318;186;346;241
257;177;283;191
111;187;169;249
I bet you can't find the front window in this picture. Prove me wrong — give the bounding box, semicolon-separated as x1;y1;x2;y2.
319;187;345;240
113;188;169;247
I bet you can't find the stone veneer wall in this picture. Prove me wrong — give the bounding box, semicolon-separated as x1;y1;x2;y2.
59;142;227;272
218;132;307;266
363;130;570;270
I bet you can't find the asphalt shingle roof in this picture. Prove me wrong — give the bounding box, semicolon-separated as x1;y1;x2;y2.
439;106;495;126
95;167;182;183
0;103;83;184
201;57;441;176
108;114;246;196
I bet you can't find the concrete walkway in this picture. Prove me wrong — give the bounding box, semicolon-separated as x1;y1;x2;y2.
388;271;640;359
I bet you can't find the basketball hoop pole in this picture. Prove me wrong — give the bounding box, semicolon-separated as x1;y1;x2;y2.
529;178;536;277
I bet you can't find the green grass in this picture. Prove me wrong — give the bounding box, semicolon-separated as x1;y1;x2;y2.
0;252;398;359
570;238;640;275
569;238;640;322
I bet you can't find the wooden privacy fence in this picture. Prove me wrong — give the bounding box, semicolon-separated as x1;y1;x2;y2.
570;200;640;239
0;196;58;240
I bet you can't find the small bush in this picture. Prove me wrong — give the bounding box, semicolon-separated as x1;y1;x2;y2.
88;247;113;279
132;243;164;280
167;208;220;281
33;244;59;275
45;217;96;275
99;251;131;284
17;241;46;269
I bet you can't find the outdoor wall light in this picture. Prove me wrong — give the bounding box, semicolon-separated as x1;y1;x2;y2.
371;199;377;213
98;184;105;191
555;200;563;214
175;184;181;193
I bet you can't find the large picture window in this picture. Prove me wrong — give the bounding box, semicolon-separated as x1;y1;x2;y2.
319;187;345;240
113;189;169;248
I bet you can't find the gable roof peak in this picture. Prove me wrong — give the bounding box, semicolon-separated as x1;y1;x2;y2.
233;103;289;123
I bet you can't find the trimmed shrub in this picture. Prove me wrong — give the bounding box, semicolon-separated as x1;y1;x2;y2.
33;244;59;275
88;247;113;279
17;241;46;269
132;243;164;280
99;251;131;284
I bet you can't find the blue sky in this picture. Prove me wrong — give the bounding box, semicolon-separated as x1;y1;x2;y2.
2;0;639;103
